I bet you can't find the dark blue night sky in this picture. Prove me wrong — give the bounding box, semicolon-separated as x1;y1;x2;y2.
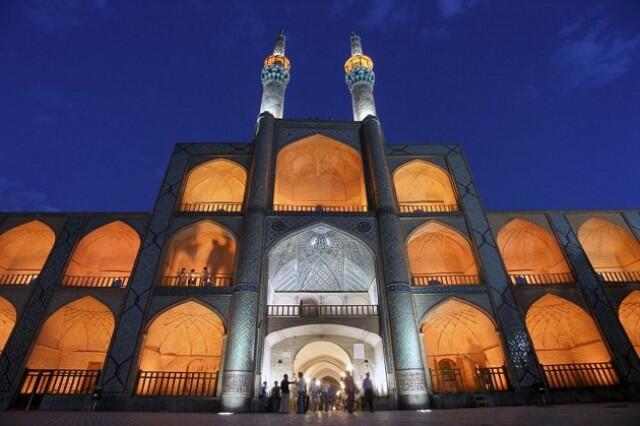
1;0;639;213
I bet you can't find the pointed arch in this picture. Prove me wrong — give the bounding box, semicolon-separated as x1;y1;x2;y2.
26;296;115;370
526;294;617;387
497;218;573;285
136;300;224;396
421;298;507;392
63;221;140;287
0;220;55;284
393;160;458;213
273;134;368;212
578;217;640;282
180;159;247;212
0;297;16;352
407;221;480;285
619;290;640;357
161;220;237;286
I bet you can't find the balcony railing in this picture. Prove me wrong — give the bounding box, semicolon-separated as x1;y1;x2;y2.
597;270;640;283
398;203;459;214
273;204;368;213
412;274;481;286
541;362;619;389
0;273;38;285
135;371;218;397
430;366;509;393
61;275;129;288
509;272;574;286
161;275;232;287
267;304;378;317
19;369;100;395
179;202;242;213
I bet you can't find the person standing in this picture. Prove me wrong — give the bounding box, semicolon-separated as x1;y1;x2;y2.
269;380;281;413
320;379;329;412
188;268;197;285
343;371;358;413
296;372;307;414
177;267;187;286
259;381;268;411
362;372;375;412
279;374;290;414
309;378;320;412
200;266;210;286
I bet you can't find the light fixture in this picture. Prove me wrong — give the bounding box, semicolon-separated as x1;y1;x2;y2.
218;412;234;415
416;409;432;413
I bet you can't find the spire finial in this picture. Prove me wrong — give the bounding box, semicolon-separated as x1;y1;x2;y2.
273;29;286;55
350;32;363;55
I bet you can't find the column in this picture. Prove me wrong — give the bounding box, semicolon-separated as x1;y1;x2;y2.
361;116;429;409
221;112;275;411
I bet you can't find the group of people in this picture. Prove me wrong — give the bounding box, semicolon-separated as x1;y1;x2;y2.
176;266;213;286
260;371;375;414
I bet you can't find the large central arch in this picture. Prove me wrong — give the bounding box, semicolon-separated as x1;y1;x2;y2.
263;324;387;395
268;224;378;306
273;135;368;212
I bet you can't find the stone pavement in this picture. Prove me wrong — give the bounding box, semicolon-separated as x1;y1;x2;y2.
0;403;639;426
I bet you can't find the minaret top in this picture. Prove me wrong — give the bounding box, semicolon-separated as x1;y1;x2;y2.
344;32;373;73
264;29;290;70
350;32;363;55
273;29;286;55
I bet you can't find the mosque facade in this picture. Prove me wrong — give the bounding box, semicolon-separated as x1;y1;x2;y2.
0;32;639;412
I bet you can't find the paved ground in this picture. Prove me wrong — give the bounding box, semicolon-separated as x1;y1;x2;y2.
0;403;639;426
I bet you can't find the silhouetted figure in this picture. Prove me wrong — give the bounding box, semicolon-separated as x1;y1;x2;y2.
320;380;329;412
296;372;307;414
279;374;290;414
178;267;187;286
362;372;374;412
188;268;197;285
343;371;357;413
310;377;319;412
200;266;210;286
269;380;281;412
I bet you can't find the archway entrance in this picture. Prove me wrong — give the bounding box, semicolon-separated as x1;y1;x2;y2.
262;324;387;401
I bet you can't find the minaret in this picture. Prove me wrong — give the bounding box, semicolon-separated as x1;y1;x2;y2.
344;33;376;121
259;30;291;118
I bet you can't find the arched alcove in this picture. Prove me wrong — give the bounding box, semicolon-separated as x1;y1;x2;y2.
0;220;55;284
273;135;368;212
136;301;225;396
497;218;573;285
407;221;480;285
393;160;458;213
268;224;378;306
161;220;236;287
526;294;617;387
26;296;115;371
422;299;507;392
619;291;640;357
0;297;16;352
180;159;247;213
63;221;140;287
578;217;640;282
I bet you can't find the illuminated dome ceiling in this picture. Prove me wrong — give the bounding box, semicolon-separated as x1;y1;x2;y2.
269;225;375;292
